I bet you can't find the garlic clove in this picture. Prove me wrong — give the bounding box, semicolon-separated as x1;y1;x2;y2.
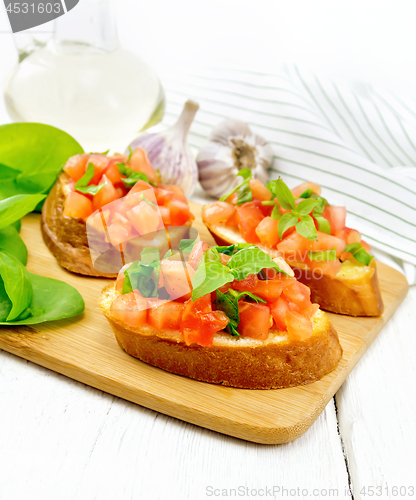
126;100;199;197
197;119;273;198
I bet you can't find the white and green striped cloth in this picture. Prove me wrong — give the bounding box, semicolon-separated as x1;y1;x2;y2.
159;64;416;284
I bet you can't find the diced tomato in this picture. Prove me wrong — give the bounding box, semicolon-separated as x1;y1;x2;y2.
92;175;121;211
249;178;272;202
236;201;264;243
203;202;235;225
232;274;259;291
160;184;187;202
285;310;313;341
115;273;124;293
277;231;310;263
128;147;157;183
188;241;209;270
255;217;280;248
335;227;361;245
291;181;322;198
165;198;192;226
307;258;342;277
238;301;272;340
225;191;238;204
181;294;228;347
147;299;184;330
104;160;124;187
128;179;153;196
126;201;161;235
218;282;232;293
361;240;371;252
158;206;171;225
309;231;346;256
110;292;147;328
322;205;347;234
282;280;311;310
270;296;289;331
161;260;195;301
154;187;174;205
220;253;231;265
251;278;284;302
63;191;93;218
302;303;320;319
107;223;130;245
87;154;110;184
225;209;239;227
63;154;89;181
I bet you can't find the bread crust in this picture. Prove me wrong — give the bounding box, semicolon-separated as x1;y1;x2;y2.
202;205;384;317
41;173;114;277
99;284;343;390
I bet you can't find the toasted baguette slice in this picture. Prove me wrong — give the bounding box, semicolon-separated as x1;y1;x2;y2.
99;284;343;390
202;206;383;317
41;173;191;278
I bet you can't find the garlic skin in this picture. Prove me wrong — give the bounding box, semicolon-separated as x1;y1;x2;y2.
197;119;273;198
126;100;199;197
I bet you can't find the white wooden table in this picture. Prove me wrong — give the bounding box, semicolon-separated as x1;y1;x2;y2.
1;3;416;499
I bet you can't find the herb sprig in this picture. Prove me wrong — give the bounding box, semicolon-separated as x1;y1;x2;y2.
219;168;253;205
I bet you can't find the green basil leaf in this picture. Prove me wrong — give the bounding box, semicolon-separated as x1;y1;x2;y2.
296;215;318;241
202;247;221;264
215;289;240;336
123;260;159;298
0;225;27;265
314;215;331;235
299;189;313;199
270;205;282;221
191;261;235;300
219;168;252;202
74;163;105;195
267;179;296;211
179;239;197;253
118;162;150;189
308;248;337;261
296;199;320;216
216;243;254;256
0;194;46;230
278;212;298;240
227;246;289;280
0;271;85;325
0;124;83;203
140;247;160;264
0;251;32;321
344;243;374;266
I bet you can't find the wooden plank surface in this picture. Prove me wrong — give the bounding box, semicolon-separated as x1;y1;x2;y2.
0;202;409;444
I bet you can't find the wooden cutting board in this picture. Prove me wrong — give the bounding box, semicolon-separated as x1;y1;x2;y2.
0;202;409;444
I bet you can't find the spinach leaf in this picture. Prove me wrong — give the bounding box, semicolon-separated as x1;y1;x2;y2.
0;280;12;322
11;219;21;232
0;225;27;264
0;123;83;203
0;272;85;325
0;251;32;321
0;194;46;230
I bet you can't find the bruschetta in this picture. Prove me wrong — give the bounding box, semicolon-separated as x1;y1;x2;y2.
41;148;194;277
202;170;383;317
99;241;342;389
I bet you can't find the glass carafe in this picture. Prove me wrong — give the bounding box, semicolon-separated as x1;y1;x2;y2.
3;0;165;152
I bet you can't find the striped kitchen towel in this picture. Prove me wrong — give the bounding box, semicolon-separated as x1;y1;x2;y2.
159;64;416;284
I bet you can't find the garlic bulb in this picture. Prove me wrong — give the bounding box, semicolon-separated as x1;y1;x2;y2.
126;100;199;196
197;119;273;198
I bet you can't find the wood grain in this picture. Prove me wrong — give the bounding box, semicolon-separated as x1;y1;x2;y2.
0;202;409;445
